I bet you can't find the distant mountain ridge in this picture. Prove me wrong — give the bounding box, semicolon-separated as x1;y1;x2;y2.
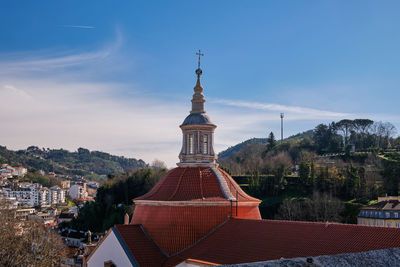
0;145;147;179
218;129;314;159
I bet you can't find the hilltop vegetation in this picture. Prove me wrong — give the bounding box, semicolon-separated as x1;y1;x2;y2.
218;119;400;223
0;146;147;180
66;167;167;232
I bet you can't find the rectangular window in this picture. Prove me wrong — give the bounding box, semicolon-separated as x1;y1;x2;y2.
395;212;399;218
202;135;208;154
188;134;194;154
386;212;390;218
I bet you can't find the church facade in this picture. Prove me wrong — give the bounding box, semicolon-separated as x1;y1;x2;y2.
86;59;400;267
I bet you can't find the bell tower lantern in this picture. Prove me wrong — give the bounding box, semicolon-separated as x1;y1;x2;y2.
178;50;217;167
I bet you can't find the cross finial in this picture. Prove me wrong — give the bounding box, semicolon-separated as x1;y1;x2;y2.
196;49;204;69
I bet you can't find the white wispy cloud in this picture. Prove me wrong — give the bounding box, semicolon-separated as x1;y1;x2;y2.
211;99;353;119
61;25;96;29
0;30;122;76
0;31;398;167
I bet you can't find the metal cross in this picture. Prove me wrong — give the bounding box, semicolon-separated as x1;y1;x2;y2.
196;49;204;69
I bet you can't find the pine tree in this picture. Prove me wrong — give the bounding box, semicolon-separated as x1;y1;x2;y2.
266;132;277;151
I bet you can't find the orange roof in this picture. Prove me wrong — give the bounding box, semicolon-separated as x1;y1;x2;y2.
110;218;400;266
113;225;167;266
135;167;259;202
132;167;261;254
165;218;400;265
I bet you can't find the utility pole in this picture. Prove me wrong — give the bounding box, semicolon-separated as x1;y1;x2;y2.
280;113;284;143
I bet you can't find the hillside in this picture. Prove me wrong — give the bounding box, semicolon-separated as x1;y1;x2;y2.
218;129;314;159
0;146;147;179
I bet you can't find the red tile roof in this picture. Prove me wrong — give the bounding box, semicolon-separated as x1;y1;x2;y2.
165;218;400;266
114;224;167;266
135;167;259;202
131;167;261;255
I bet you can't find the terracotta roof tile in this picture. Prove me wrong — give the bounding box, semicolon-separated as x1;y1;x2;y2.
135;167;258;202
166;218;400;266
114;224;167;266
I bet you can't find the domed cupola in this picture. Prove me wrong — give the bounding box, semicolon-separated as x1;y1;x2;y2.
178;51;217;166
131;52;261;256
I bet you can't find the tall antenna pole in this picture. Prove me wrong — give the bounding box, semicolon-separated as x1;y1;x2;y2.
280;113;284;143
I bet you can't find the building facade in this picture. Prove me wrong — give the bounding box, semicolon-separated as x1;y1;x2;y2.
358;197;400;228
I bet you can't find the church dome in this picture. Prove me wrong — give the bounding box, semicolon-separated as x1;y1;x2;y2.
132;167;261;255
130;53;261;255
135;167;259;203
181;113;214;126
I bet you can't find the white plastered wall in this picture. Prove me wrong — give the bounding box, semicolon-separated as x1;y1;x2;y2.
87;230;134;267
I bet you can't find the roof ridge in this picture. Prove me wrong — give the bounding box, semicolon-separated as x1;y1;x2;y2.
209;166;235;200
112;227;139;266
232;218;400;229
135;169;173;200
199;167;204;199
168;167;188;201
218;168;260;202
139;225;170;258
169;217;231;257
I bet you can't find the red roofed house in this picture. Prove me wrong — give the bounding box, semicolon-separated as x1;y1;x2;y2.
86;61;400;267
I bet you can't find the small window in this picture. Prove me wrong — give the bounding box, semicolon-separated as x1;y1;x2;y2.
386;212;390;218
387;222;392;227
104;261;116;267
202;135;208;154
188;134;194;154
395;212;399;218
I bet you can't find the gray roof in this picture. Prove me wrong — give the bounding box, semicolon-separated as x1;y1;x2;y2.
181;113;215;126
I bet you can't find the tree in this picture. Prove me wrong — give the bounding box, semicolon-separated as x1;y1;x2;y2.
313;124;330;153
0;200;65;266
151;159;167;170
335;119;354;149
276;192;343;222
266;132;277;151
353;119;374;135
276;198;302;221
313;123;341;154
69;168;167;232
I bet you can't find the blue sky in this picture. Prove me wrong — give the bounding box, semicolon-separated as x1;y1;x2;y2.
0;1;399;166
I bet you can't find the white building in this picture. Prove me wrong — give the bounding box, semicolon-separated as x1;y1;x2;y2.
69;184;88;199
2;184;64;207
3;187;33;206
13;167;27;177
0;165;27;178
50;186;66;204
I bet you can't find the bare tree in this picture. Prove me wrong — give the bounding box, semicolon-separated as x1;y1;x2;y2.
372;121;397;148
276;192;343;222
151;159;167;170
0;200;65;266
276;198;303;221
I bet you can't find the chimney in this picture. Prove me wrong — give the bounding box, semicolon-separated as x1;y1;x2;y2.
124;213;129;225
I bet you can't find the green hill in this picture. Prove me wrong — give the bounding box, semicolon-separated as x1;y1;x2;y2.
0;146;147;180
218;130;314;159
